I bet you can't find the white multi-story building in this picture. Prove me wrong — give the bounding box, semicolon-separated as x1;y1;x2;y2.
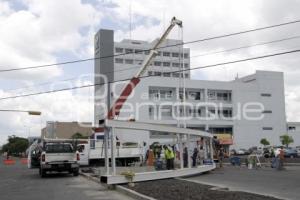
113;39;190;81
94;30;287;151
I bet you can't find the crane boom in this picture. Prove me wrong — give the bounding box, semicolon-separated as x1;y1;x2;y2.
107;17;182;119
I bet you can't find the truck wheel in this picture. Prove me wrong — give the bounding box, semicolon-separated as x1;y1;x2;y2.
73;169;79;176
40;168;46;178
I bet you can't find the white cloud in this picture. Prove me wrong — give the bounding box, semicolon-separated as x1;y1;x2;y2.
0;77;94;145
0;0;101;80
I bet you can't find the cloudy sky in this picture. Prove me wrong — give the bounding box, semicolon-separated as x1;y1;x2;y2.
0;0;300;145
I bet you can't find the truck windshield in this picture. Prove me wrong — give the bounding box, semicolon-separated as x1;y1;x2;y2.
45;144;73;153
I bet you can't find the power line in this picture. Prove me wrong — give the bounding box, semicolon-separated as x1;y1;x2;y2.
3;34;300;94
192;35;300;57
0;49;299;101
0;19;300;73
3;77;79;92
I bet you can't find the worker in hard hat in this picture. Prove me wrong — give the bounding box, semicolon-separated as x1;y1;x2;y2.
163;145;175;170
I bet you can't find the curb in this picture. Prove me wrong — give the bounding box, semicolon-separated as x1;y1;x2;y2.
115;185;157;200
80;171;156;200
79;172;100;183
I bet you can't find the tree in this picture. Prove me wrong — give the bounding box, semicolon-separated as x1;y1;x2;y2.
2;135;29;156
260;138;270;147
71;132;88;139
280;134;294;148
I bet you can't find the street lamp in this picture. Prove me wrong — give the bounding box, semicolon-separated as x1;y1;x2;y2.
0;109;41;115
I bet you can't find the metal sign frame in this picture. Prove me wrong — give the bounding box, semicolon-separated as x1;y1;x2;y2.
101;120;216;184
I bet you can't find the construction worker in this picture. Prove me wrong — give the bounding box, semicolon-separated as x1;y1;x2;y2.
278;147;285;170
183;147;188;168
163;145;175;170
219;147;225;168
192;148;198;167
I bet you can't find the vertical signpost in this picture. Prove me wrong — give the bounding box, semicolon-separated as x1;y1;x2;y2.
94;29;114;176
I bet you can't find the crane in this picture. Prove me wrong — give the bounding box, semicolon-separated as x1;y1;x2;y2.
107;17;182;120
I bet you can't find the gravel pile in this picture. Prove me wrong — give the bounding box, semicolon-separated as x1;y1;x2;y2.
125;179;281;200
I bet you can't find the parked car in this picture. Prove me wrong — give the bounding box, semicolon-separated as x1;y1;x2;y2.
296;146;300;157
263;147;271;158
230;149;237;156
284;148;298;158
248;146;258;154
236;149;249;155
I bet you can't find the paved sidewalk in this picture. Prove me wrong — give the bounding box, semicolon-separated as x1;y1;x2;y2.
0;159;134;200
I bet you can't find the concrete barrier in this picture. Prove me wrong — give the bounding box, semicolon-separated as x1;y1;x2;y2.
3;159;16;165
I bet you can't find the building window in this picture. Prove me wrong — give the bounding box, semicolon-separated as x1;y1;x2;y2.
184;63;189;68
163;62;170;67
154;61;161;66
261;93;272;97
172;63;180;67
125;59;133;64
187;91;201;100
208;108;216;117
135;49;143;54
145;50;150;55
220;109;232;118
209;91;232;101
160;106;173;117
148;71;153;76
163;52;170;57
160;90;173;99
207;91;216;100
288;126;296;131
262;110;272;113
115;48;123;53
172;73;180;78
149;89;159;100
184;53;189;58
115;58;123;63
154;71;162;76
157;51;162;56
185;74;189;78
149;106;155;118
172;52;179;57
262;127;273;130
125;48;133;53
163;72;171;77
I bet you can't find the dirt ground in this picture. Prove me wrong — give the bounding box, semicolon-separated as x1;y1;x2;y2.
125;179;281;200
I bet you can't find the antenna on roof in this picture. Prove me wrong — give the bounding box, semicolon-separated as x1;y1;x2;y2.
235;73;239;80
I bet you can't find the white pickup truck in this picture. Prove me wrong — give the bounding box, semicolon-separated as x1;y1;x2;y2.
28;141;80;178
39;142;80;177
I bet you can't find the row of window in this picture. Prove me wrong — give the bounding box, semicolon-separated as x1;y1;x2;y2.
149;106;233;118
115;58;189;68
148;71;189;78
207;90;232;101
115;47;189;58
149;89;232;101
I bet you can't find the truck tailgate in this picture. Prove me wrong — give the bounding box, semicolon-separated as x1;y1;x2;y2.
45;153;76;163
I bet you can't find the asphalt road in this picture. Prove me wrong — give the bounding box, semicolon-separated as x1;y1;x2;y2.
0;158;134;200
184;165;300;200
